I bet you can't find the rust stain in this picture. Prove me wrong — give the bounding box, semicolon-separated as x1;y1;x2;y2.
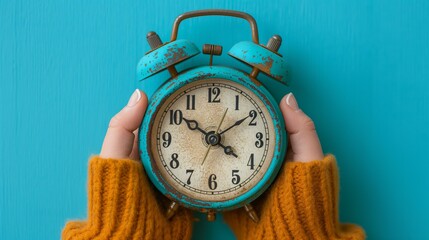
147;44;191;74
164;44;188;65
241;75;261;87
250;77;262;87
254;56;274;74
249;76;262;86
253;56;286;81
228;51;285;81
189;71;216;81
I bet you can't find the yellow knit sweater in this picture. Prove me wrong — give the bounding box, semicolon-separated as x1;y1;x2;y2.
62;155;365;240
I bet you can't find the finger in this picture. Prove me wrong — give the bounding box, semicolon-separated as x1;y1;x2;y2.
129;129;140;160
279;93;324;162
100;89;148;159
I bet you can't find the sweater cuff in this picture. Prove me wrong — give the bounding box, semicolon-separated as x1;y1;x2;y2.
62;156;194;240
279;154;340;237
274;154;365;239
224;155;365;240
90;156;145;238
62;156;146;239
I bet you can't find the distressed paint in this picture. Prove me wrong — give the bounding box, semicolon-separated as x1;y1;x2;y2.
137;39;200;80
139;66;287;211
229;41;287;83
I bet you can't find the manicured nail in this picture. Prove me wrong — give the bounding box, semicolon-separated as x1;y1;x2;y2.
127;89;141;107
286;93;299;110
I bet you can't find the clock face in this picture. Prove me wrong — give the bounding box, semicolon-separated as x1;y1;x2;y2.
149;79;276;202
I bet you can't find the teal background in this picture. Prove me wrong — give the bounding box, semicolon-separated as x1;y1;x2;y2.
1;0;428;239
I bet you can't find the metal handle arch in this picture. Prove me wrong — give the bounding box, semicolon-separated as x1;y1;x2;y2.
170;9;259;44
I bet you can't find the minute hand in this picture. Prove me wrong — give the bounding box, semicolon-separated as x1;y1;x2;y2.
219;116;249;135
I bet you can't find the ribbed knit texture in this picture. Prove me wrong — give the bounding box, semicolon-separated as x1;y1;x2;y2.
224;154;365;239
62;155;365;239
62;156;193;240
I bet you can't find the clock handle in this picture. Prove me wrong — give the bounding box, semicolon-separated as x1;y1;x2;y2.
170;9;259;44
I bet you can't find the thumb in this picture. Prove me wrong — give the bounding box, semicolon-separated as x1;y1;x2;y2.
100;89;148;159
279;93;324;162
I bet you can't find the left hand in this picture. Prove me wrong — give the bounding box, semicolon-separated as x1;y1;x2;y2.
99;89;193;238
100;89;148;160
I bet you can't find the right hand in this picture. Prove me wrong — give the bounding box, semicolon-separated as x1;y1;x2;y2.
280;92;324;163
224;93;328;239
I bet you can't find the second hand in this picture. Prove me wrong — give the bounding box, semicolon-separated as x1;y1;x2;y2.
201;108;229;165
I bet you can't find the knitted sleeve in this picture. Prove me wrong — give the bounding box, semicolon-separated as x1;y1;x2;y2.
62;156;193;240
224;154;365;240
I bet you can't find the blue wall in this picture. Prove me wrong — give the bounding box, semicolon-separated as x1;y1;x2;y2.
1;0;428;239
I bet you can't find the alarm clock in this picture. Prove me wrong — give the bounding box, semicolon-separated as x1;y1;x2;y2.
138;9;287;222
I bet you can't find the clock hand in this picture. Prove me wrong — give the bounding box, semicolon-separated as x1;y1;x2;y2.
218;115;250;135
182;118;208;135
201;108;229;165
183;116;237;158
218;142;238;158
215;108;228;133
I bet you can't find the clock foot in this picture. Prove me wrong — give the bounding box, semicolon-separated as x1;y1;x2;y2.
244;204;259;223
166;201;179;219
207;210;216;221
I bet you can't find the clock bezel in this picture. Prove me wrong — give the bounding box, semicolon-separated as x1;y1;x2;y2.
139;66;287;211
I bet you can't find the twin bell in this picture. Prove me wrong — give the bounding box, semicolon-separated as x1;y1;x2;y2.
137;10;287;86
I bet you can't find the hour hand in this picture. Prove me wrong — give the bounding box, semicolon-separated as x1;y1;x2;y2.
182;118;208;135
218;142;238;158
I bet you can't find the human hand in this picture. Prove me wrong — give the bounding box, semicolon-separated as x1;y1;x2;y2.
224;93;332;239
98;89;193;238
280;92;324;163
63;90;194;240
100;89;148;160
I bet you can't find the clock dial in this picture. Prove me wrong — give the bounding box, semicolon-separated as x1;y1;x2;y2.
150;79;276;202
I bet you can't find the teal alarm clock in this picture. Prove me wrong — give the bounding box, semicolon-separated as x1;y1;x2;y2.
138;9;287;222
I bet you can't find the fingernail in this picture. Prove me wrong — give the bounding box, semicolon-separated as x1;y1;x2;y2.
127;89;141;107
286;93;299;110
